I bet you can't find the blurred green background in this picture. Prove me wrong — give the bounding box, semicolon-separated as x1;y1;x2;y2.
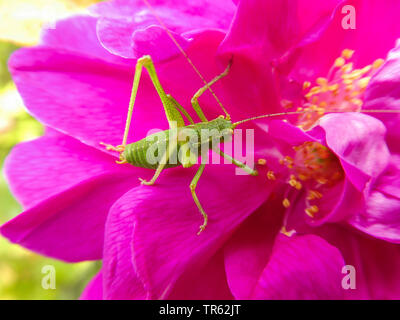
0;0;102;300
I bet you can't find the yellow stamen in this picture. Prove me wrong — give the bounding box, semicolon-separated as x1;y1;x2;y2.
316;178;328;184
284;49;385;136
341;63;353;73
351;98;363;107
289;179;297;188
316;77;328;87
283;198;291;208
267;171;276;180
307;190;323;200
305;205;319;218
342;49;355;59
358;77;371;89
281;99;294;109
303;81;311;90
257;158;267;165
281;226;296;237
343;79;354;85
334;57;345;67
298;174;307;181
373;58;384;69
285;156;294;163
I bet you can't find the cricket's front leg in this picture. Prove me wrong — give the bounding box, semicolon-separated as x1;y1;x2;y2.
191;61;232;121
216;148;258;176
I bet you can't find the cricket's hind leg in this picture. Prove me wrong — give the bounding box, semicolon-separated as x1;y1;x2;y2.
189;164;208;235
121;55;186;149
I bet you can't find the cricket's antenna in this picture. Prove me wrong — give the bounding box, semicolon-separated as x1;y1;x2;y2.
232;109;400;128
233;111;308;127
142;0;230;119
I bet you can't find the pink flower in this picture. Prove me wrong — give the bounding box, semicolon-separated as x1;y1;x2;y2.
2;0;400;300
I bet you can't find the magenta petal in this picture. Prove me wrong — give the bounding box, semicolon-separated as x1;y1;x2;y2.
220;0;299;60
266;119;321;146
105;176;236;300
221;0;341;76
289;0;400;82
131;25;189;61
80;270;103;300
224;199;284;299
295;0;343;37
251;234;345;299
9;46;133;149
349;156;400;243
0;173;138;262
92;0;235;59
318;113;389;190
363;40;400;154
318;225;400;299
40;15;126;65
114;166;272;299
169;250;234;300
344;0;400;68
4;130;133;208
96;13;189;60
103;188;146;300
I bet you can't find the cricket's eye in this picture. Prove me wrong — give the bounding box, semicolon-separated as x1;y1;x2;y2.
281;49;385;130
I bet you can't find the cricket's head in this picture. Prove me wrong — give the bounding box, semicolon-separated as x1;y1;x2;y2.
203;116;234;145
211;115;234;132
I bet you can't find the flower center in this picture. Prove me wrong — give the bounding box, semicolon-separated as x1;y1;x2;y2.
265;50;385;234
271;141;344;219
292;141;344;185
282;49;384;130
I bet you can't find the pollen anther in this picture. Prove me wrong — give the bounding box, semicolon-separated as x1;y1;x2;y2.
373;58;384;69
283;198;291;208
307;190;323;200
258;158;267;165
342;49;354;59
305;205;319;218
267;171;276;180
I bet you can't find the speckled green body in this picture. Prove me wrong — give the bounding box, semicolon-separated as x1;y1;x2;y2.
122;117;233;169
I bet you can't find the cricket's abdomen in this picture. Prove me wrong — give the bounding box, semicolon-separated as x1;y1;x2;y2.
122;130;182;169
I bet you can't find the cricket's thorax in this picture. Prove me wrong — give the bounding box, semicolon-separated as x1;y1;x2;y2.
122;117;233;169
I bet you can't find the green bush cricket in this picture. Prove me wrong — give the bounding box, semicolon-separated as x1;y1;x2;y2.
100;0;400;235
